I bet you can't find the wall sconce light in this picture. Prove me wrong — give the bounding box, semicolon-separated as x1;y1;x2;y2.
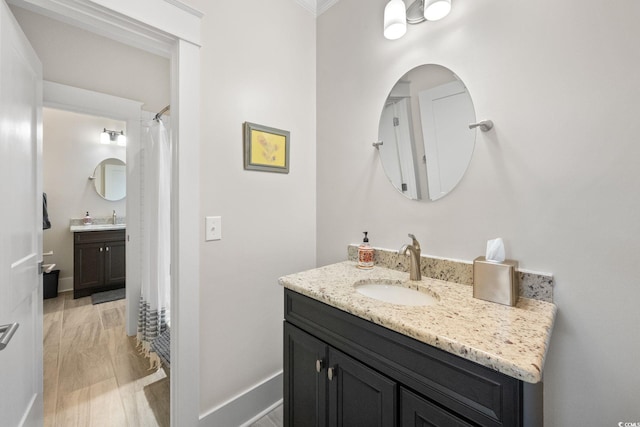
384;0;451;40
100;128;126;146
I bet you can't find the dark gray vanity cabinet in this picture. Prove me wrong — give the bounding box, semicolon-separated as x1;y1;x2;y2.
285;322;396;427
284;289;542;427
73;230;125;298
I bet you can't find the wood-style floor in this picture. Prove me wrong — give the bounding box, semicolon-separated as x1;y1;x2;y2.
43;291;169;427
250;405;283;427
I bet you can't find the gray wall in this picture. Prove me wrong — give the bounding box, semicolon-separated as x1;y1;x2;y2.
317;0;640;425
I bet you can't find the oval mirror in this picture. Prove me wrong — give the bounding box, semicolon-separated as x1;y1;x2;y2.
377;64;476;201
92;158;126;201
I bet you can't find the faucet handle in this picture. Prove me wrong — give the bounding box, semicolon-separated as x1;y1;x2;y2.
407;233;420;250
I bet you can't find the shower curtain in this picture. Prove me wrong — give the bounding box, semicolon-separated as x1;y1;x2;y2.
137;118;171;369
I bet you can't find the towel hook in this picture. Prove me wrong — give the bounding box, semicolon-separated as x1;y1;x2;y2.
372;141;384;149
469;120;494;132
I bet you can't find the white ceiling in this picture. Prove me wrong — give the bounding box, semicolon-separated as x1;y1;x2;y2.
295;0;341;16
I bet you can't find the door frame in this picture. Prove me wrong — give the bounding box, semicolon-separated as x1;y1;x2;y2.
9;1;203;425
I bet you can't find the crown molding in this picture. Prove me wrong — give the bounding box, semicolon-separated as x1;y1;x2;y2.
295;0;341;17
317;0;340;15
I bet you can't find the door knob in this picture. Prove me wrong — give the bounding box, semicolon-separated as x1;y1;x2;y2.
327;366;336;381
0;323;19;351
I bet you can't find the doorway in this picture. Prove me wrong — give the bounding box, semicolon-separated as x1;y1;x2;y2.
43;92;170;427
6;0;202;425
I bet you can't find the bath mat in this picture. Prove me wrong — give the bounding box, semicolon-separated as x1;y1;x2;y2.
91;288;125;305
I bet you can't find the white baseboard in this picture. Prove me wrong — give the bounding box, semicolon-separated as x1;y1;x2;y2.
58;277;73;293
239;399;283;427
199;371;282;427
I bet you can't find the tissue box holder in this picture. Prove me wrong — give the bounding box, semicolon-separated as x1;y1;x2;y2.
473;257;519;306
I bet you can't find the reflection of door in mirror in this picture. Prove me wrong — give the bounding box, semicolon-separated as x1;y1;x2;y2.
419;81;475;201
378;82;421;200
104;163;126;200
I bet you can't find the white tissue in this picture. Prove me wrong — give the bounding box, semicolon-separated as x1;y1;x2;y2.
485;238;505;262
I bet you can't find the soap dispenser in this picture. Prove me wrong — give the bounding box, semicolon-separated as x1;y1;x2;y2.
357;232;374;270
83;211;93;225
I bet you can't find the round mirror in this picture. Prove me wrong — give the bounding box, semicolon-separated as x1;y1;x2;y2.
92;158;126;201
377;64;476;201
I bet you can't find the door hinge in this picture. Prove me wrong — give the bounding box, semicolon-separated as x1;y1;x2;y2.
393;117;400;127
401;183;408;192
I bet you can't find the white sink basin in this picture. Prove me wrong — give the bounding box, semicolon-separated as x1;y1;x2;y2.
354;280;439;306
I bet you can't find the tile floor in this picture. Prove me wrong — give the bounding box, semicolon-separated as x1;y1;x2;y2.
43;291;169;427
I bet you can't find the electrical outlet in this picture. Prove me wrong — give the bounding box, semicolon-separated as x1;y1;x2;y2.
205;216;222;241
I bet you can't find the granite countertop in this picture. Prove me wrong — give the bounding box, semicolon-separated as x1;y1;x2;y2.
279;261;557;384
70;224;126;232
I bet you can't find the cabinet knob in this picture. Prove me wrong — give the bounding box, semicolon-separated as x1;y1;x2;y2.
327;366;336;381
100;247;103;252
106;246;110;252
315;359;324;373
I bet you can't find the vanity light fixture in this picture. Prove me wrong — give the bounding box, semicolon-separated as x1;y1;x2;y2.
100;128;127;146
384;0;452;40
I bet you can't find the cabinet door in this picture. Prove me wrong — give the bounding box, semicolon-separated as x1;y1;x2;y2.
401;388;474;427
284;322;328;427
327;347;397;427
104;240;126;286
74;242;104;290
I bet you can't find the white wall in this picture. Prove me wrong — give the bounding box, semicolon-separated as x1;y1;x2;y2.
42;108;126;291
10;6;170;113
180;0;317;419
15;0;315;421
317;0;640;425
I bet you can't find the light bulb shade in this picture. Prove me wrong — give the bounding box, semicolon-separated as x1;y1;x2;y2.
117;132;127;146
384;0;407;40
100;130;111;144
424;0;451;21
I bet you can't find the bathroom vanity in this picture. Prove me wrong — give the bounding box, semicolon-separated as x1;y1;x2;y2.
72;228;126;298
280;262;556;427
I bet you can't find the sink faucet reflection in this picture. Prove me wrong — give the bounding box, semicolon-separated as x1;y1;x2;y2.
399;234;422;281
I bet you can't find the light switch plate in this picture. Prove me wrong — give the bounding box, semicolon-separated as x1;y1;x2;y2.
205;216;222;241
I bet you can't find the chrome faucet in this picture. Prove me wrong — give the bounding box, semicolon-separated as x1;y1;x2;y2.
399;234;422;281
112;210;117;224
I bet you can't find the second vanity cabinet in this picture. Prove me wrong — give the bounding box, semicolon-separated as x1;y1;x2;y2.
284;289;542;427
73;229;125;298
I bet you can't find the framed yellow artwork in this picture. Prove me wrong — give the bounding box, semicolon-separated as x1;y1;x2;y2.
243;122;290;173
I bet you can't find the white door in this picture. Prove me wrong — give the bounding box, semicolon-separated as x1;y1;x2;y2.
379;99;420;199
0;1;44;426
419;80;475;201
104;163;126;200
379;102;404;192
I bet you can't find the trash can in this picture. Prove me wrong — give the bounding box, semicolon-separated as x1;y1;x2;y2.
43;269;60;299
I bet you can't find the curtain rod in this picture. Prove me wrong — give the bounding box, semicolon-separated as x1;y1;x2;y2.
154;105;170;121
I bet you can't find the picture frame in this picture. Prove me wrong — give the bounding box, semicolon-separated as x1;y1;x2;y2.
243;122;290;173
